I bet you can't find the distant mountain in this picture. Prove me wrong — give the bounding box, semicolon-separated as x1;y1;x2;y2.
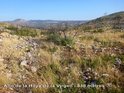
81;11;124;29
6;19;87;29
3;11;124;30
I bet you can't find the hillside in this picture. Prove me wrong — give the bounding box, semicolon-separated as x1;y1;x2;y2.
80;11;124;30
0;12;124;93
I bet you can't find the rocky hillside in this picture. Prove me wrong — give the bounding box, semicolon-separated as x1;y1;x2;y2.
80;11;124;30
0;12;124;93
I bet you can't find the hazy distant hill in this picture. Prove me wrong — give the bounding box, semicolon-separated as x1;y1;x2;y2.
7;19;86;29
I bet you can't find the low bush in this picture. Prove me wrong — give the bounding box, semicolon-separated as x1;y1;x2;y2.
120;34;124;38
11;28;37;37
47;33;74;46
6;26;18;31
92;29;104;33
81;35;94;40
61;37;74;46
47;33;62;45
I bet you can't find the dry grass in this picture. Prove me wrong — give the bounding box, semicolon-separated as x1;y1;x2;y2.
0;27;124;93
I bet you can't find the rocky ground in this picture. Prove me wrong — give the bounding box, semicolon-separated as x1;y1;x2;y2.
0;23;124;93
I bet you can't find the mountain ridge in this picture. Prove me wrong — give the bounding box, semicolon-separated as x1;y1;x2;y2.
5;19;87;29
81;11;124;29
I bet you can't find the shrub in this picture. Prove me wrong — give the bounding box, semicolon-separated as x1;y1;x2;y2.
120;34;124;38
81;35;94;40
81;58;101;69
61;37;74;46
47;33;74;46
47;33;62;45
11;28;37;37
49;47;58;53
37;66;47;76
83;26;92;31
92;29;104;33
6;26;18;31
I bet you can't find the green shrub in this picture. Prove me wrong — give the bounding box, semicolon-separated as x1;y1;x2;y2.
49;47;58;53
6;26;18;31
81;58;101;69
81;35;94;40
11;28;37;37
61;37;74;46
47;33;62;45
47;33;74;46
102;55;115;62
37;66;47;76
83;26;92;31
92;29;104;33
81;58;92;68
49;63;60;75
101;54;115;65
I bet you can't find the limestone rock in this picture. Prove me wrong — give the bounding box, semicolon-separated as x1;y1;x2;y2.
31;66;37;72
0;56;4;62
6;72;12;78
20;60;28;66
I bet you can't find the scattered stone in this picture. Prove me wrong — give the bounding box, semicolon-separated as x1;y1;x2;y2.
15;45;23;49
25;47;31;52
33;42;38;46
83;68;98;86
19;75;26;79
91;45;102;54
114;58;122;67
0;38;3;42
27;52;32;58
0;56;4;62
0;35;3;43
6;72;12;78
0;58;4;62
20;60;28;67
102;73;109;77
65;67;69;70
31;66;37;72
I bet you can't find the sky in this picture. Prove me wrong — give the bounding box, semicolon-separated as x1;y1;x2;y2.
0;0;124;21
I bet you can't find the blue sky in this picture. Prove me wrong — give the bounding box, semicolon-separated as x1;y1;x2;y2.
0;0;124;21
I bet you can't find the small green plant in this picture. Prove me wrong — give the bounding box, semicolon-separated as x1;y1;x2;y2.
37;66;47;76
49;47;58;53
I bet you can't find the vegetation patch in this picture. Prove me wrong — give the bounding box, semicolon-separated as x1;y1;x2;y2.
120;34;124;38
47;32;74;46
92;29;104;33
